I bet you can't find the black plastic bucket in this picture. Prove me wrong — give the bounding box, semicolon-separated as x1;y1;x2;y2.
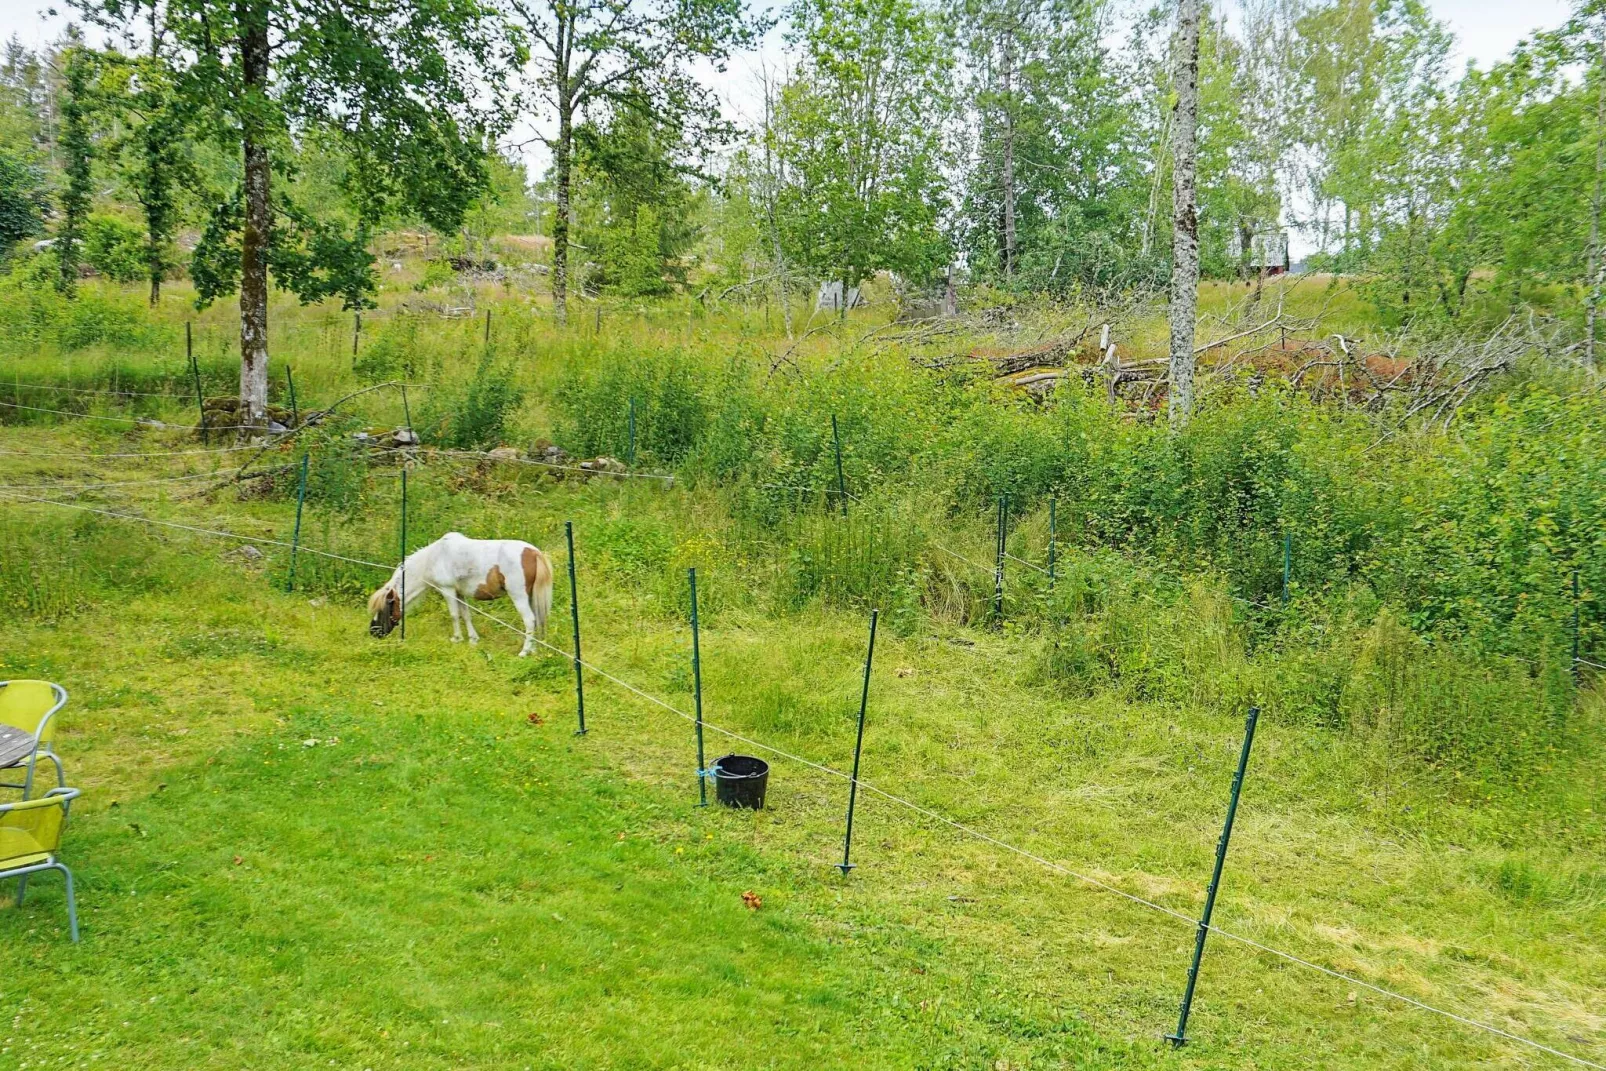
712;754;769;810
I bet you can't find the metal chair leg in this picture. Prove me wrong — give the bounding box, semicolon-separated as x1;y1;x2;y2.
55;864;77;942
46;753;64;789
15;872;27;905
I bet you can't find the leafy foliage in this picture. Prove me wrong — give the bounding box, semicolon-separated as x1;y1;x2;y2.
83;214;149;283
771;0;953;291
0;147;47;255
55;44;95;295
424;350;525;449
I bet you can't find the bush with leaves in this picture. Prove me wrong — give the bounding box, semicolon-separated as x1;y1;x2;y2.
0;149;47;258
83;215;148;284
424;351;524;449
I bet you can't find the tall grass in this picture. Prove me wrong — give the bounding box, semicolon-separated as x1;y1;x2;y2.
3;269;1602;792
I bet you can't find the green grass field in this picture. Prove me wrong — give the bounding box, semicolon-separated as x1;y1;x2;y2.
1;276;1603;1070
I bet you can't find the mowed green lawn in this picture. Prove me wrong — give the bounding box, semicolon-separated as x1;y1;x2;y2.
1;534;1150;1070
2;424;1603;1070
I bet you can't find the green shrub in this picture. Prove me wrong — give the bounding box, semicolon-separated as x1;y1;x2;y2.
555;348;710;463
0;257;164;350
84;214;147;284
424;350;524;449
353;313;440;384
413;259;455;291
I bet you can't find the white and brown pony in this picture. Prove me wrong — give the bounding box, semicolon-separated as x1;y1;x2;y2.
368;532;553;656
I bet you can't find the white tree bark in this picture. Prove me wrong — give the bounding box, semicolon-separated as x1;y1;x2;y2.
1587;26;1606;369
1000;28;1017;281
762;75;794;339
1167;0;1203;426
237;0;271;428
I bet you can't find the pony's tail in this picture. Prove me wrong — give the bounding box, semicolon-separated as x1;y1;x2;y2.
524;547;554;634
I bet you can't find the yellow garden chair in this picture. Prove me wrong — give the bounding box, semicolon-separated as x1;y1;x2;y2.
1;787;81;941
0;680;68;799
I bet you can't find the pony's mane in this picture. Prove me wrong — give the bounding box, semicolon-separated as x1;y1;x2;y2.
368;540;441;614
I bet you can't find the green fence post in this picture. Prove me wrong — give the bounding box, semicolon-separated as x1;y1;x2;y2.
353;311;361;357
484;308;492;349
285;365;299;428
628;398;637;466
1573;570;1581;687
398;467;407;641
1282;532;1292;607
286;453;309;592
689;567;707;806
1167;705;1260;1048
993;495;1008;624
837;609;879;874
1048;497;1058;592
400;383;412;436
567;521;587;735
831;413;848;515
187;323;207;445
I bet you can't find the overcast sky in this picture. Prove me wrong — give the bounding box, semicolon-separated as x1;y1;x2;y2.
0;0;1580;76
0;0;1581;254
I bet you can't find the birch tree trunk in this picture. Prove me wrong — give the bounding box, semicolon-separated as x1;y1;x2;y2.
552;87;573;327
1000;30;1017;282
237;0;271;428
1587;27;1606;369
763;78;794;338
1167;0;1202;427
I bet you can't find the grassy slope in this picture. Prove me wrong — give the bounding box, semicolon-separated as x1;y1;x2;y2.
1;419;1602;1070
1;490;1150;1071
0;272;1601;1069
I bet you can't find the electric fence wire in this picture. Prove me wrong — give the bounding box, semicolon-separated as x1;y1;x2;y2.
8;433;1580;664
1003;550;1052;577
431;447;678;483
3;380;182;398
0;469;262;492
1;490;1603;1070
2;377;435;402
0;442;267;460
993;541;1280;612
421;589;1606;1071
0;491;386;571
0;399;262;431
929;542;998;577
754;482;857;498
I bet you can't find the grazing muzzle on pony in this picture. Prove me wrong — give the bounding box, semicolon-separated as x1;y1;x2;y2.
368;586;402;638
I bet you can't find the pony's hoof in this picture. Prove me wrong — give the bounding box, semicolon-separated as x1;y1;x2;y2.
450;636;462;643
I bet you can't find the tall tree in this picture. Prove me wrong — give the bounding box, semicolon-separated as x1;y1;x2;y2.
1286;0;1450;265
508;0;761;325
572;100;698;295
97;16;193;305
955;0;1145;290
772;0;953;302
0;150;47;255
1167;0;1201;426
1586;10;1606;366
76;0;514;426
113;6;191;305
56;43;94;296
